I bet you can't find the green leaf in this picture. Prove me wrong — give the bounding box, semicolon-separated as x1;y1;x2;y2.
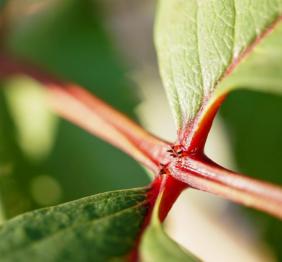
0;187;149;261
156;1;282;259
140;192;200;262
155;0;282;128
4;78;57;161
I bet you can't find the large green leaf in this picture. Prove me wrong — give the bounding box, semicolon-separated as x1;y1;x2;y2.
140;192;200;262
156;1;282;258
0;187;148;261
155;0;282;127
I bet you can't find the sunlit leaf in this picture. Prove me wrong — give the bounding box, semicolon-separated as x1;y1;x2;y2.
155;0;282;127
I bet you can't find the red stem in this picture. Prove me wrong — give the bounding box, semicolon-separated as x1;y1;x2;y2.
48;85;169;173
129;175;186;261
0;53;169;173
0;53;282;221
169;156;282;219
179;94;226;154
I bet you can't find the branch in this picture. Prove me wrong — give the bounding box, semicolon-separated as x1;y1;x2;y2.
169;156;282;219
1;53;282;220
0;53;169;173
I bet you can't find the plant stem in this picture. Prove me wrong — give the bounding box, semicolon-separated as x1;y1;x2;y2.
0;53;169;173
1;53;282;220
48;84;169;173
169;156;282;219
179;94;226;153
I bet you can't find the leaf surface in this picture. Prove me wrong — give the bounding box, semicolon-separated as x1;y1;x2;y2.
155;0;282;127
0;187;149;261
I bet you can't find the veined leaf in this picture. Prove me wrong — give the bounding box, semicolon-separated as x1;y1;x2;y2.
0;187;149;261
155;0;282;128
217;17;282;95
140;191;200;262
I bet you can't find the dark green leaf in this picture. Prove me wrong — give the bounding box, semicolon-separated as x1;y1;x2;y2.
0;187;149;261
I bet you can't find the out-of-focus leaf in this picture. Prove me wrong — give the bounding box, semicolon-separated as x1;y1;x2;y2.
155;0;282;128
0;89;36;218
8;0;138;114
0;0;6;9
0;187;148;261
4;78;57;161
220;90;282;261
140;192;200;262
0;0;148;218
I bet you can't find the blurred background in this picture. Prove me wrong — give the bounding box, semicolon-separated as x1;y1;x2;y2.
0;1;281;261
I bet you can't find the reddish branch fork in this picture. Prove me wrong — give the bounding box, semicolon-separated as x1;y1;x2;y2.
0;53;282;220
